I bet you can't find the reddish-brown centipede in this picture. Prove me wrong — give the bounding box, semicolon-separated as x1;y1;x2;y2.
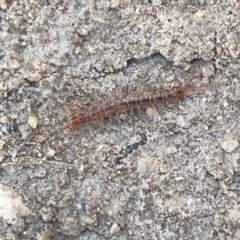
69;85;187;126
69;72;194;126
39;72;213;140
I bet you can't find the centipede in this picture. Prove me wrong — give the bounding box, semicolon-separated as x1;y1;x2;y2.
39;71;213;140
69;85;186;126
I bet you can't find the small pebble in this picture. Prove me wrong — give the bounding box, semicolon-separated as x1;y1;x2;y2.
0;115;8;124
0;82;7;91
34;135;46;143
0;140;5;150
111;0;120;8
195;9;205;17
50;4;57;9
48;148;55;157
27;115;38;129
176;114;185;127
0;0;8;10
79;163;84;172
110;222;120;234
145;107;157;122
223;101;229;107
76;26;89;36
216;46;223;55
221;140;239;153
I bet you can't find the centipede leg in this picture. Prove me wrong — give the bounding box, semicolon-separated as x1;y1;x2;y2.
64;126;77;142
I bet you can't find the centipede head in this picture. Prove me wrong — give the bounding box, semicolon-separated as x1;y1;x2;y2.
170;86;186;99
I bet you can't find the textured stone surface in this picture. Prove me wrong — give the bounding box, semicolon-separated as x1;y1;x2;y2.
0;1;240;239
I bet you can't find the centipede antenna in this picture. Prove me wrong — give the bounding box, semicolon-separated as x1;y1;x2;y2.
44;123;70;139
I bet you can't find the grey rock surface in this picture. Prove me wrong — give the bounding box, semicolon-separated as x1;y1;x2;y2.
0;0;240;239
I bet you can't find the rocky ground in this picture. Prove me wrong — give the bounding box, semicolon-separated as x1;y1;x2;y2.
0;0;240;239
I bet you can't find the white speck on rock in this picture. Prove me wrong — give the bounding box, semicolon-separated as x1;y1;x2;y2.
0;115;8;124
202;97;207;103
221;140;239;153
195;9;205;17
216;46;222;55
167;145;177;154
176;114;185;127
0;140;5;150
110;222;120;234
76;26;89;36
223;101;229;107
0;82;7;91
0;0;7;10
10;149;17;158
27;115;39;129
48;148;56;156
111;0;120;8
42;89;52;98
